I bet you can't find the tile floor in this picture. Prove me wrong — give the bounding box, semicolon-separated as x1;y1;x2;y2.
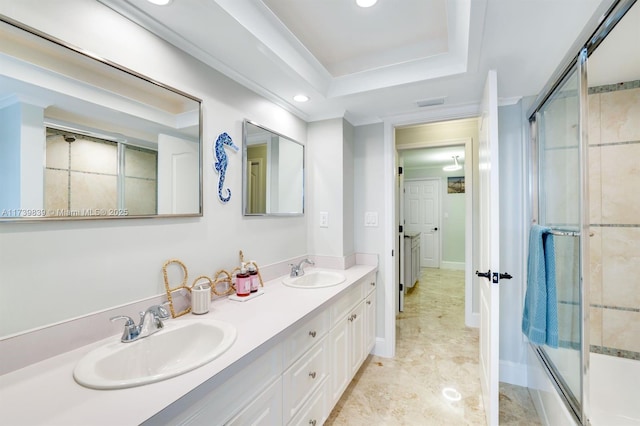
326;267;541;425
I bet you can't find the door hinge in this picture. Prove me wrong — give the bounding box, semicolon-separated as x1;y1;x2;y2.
399;225;403;233
398;166;403;175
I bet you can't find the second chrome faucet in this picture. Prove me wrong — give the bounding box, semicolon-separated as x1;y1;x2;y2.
289;258;314;277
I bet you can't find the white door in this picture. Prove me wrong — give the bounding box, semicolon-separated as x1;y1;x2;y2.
404;179;440;268
477;69;500;426
157;134;199;214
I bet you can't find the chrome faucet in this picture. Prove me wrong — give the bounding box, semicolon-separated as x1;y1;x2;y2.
110;304;170;343
289;258;314;277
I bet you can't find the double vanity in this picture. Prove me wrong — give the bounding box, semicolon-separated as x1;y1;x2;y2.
0;264;376;425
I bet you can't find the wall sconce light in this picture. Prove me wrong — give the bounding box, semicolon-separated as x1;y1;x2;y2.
443;155;462;172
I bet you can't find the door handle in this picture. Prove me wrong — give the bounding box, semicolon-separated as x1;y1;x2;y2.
500;272;512;280
475;270;491;279
432;227;438;231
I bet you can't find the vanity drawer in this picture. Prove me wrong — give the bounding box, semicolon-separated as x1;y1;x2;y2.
282;337;329;423
283;309;329;366
147;343;283;426
287;379;328;426
225;378;282;426
364;272;376;296
330;279;364;327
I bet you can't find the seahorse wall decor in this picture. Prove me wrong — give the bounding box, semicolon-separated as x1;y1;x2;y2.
213;132;239;203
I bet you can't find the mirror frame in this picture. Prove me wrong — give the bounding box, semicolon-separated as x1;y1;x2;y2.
242;120;304;217
0;16;203;222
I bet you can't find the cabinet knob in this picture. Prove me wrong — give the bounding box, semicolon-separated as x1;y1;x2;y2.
370;282;375;286
366;300;371;305
309;420;317;426
348;315;354;322
308;371;317;379
353;313;357;320
308;331;316;338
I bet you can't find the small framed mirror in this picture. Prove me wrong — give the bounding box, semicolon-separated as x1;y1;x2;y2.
242;120;304;216
0;18;202;221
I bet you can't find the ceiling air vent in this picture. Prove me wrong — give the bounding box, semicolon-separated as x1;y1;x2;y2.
416;97;445;108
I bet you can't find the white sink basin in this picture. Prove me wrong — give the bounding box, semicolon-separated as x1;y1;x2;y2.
73;318;236;390
282;270;346;288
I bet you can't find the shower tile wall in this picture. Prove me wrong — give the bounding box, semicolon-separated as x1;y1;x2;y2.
45;135;118;214
45;134;158;216
124;146;157;215
588;82;640;360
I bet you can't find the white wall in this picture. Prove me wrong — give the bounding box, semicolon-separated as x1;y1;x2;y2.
0;101;45;212
0;102;22;210
0;0;308;336
354;123;386;339
306;118;346;257
276;137;303;213
498;100;529;385
342;121;355;257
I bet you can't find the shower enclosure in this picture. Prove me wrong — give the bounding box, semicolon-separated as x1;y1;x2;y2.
527;0;639;424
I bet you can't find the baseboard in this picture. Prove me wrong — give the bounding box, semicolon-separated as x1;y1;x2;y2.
500;360;527;387
465;312;479;328
372;337;393;358
441;261;465;270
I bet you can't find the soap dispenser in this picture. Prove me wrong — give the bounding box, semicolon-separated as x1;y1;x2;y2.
248;263;259;293
235;263;251;297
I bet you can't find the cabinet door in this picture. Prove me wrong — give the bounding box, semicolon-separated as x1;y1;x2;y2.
329;319;349;407
283;338;329;423
416;242;421;280
349;302;365;377
364;290;376;354
226;378;282;426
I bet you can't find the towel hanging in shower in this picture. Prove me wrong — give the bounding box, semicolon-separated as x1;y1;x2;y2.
522;224;559;348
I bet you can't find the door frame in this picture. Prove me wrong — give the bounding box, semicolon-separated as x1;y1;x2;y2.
380;106;479;359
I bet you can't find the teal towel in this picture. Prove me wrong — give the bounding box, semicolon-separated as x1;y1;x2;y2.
522;225;559;348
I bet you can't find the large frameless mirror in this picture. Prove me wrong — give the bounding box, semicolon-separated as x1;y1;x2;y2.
242;120;304;216
0;18;202;221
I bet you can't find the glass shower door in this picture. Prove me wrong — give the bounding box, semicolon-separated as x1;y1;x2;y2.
534;63;585;417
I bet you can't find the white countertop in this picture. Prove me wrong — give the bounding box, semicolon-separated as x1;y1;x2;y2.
0;265;376;426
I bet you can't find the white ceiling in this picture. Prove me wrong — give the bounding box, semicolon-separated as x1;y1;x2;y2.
98;0;613;125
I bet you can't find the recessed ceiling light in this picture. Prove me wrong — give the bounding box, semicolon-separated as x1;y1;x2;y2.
356;0;378;7
147;0;172;5
442;387;462;402
293;94;310;103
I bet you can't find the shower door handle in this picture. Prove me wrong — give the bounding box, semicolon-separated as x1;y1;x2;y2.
499;272;512;280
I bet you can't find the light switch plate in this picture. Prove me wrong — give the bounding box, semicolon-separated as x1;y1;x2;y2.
364;211;378;227
319;211;329;228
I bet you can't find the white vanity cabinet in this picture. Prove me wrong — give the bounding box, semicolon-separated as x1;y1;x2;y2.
364;277;377;354
138;269;376;426
143;342;283;426
404;233;420;289
282;310;330;424
328;272;376;409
